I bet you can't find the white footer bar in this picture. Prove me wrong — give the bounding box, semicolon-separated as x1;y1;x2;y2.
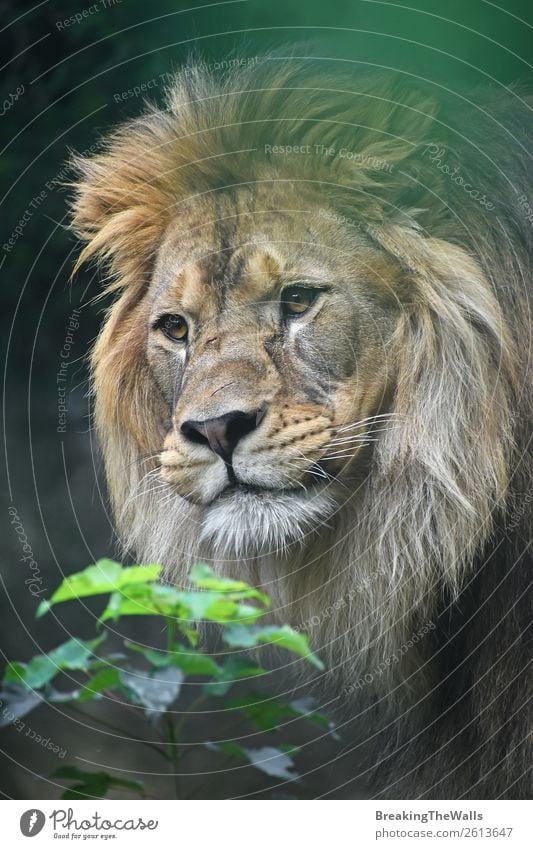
3;799;530;848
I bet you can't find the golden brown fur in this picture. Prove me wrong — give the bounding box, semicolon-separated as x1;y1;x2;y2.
70;57;532;798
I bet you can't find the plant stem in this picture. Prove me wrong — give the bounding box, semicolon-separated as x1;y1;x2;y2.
166;617;177;652
174;693;207;741
164;712;181;799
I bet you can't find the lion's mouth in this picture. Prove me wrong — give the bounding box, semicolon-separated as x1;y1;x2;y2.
210;465;333;506
218;481;306;499
218;458;330;499
200;480;338;555
204;479;317;512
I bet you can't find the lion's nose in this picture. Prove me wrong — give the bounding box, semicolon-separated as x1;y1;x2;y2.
180;405;267;463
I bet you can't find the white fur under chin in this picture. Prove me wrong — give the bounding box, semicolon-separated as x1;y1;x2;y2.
200;487;337;558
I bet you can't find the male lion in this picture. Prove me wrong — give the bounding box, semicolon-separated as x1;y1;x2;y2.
70;58;532;799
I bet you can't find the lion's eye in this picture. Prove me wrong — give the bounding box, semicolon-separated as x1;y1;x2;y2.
281;286;320;318
156;314;188;342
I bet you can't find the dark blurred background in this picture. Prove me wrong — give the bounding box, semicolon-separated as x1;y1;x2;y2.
1;0;532;800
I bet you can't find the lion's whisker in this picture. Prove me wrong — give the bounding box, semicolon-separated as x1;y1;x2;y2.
332;412;402;434
322;452;368;462
136;452;163;466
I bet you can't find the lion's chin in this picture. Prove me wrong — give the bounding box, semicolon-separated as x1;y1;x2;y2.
199;484;337;558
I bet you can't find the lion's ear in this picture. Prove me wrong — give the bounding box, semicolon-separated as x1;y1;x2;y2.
369;225;517;589
69;110;174;292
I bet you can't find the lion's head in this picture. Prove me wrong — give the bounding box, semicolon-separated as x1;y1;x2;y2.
113;183;405;554
71;59;527;680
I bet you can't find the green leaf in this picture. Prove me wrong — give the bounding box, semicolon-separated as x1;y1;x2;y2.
119;666;183;718
99;583;182;622
278;744;301;756
203;656;265;696
222;624;324;669
5;655;57;689
0;684;42;727
189;564;270;605
205;740;248;760
226;692;331;733
3;662;26;684
125;643;173;668
167;650;220;676
3;636;105;690
226;692;293;732
45;687;81;703
244;746;300;781
207;741;300;781
36;560;162;616
179;591;233;621
176;623;199;647
209;600;264;624
178;591;264;624
79;666;121;702
88;652;127;670
126;642;220;676
49;636;106;670
52;766;144;800
289;697;332;731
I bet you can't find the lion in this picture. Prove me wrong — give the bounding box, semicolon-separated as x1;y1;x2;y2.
70;57;532;799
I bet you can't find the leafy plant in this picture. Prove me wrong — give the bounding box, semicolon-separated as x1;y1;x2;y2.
0;561;332;799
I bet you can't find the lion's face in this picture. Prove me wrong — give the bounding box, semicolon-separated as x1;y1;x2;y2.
138;187;399;549
72;61;516;604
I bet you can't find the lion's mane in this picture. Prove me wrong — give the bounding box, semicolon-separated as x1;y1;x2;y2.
70;58;533;798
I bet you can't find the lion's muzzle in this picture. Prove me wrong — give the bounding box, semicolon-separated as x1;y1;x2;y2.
180;404;268;466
